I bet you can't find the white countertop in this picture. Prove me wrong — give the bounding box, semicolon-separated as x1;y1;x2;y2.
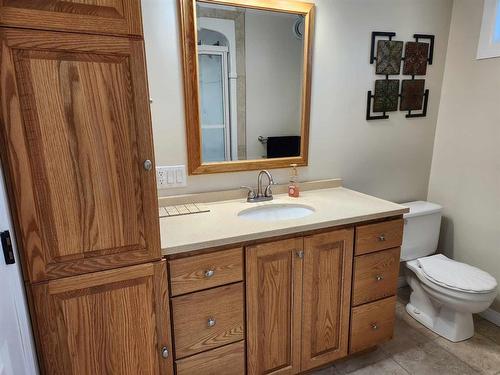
160;187;408;256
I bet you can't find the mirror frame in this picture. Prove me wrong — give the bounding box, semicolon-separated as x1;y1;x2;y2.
179;0;315;174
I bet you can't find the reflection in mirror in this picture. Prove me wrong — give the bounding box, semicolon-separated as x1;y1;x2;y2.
196;1;305;163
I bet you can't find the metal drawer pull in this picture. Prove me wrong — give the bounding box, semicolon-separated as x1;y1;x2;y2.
204;269;215;278
207;317;216;327
377;234;386;241
375;275;384;281
296;250;304;259
161;346;169;359
371;323;379;330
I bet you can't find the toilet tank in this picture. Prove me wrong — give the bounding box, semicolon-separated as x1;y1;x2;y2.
400;201;442;261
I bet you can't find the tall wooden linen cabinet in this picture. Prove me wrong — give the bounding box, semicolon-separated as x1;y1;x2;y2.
0;2;174;374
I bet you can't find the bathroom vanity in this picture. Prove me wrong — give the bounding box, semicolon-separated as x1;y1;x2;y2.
160;184;408;374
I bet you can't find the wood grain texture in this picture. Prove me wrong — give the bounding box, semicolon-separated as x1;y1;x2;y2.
169;247;243;296
0;0;143;36
355;219;403;255
301;228;353;371
30;261;174;375
0;28;160;282
349;296;396;354
246;238;303;375
352;247;400;306
175;340;245;375
171;282;245;359
178;0;314;175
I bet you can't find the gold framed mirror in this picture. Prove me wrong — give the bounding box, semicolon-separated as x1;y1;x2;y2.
179;0;314;174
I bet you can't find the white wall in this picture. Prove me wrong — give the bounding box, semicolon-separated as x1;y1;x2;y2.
142;0;453;200
245;11;303;159
428;0;500;312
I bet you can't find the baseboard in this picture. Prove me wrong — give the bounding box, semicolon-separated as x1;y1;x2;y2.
480;308;500;327
397;276;408;288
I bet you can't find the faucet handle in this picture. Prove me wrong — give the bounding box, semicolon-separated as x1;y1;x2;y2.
240;186;256;200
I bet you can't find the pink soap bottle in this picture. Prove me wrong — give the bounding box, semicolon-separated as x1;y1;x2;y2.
288;164;300;198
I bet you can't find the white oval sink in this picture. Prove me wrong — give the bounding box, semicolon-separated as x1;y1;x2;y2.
238;203;315;221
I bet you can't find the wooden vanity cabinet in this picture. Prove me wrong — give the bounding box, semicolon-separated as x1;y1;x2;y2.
0;2;174;374
349;219;402;354
165;217;403;374
30;261;174;375
0;28;160;282
246;229;354;375
301;229;354;371
246;238;304;375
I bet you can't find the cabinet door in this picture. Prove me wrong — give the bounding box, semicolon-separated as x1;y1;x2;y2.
246;238;303;375
301;229;354;371
0;28;159;282
30;261;174;375
0;0;142;36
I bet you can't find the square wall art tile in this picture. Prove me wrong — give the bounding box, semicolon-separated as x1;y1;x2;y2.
376;40;403;75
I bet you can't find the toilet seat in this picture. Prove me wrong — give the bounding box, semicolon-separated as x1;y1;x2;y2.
417;254;497;294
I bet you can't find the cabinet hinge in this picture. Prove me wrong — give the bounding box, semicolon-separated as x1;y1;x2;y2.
1;231;15;265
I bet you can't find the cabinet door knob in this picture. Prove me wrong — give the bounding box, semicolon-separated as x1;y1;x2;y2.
371;323;379;330
375;274;384;281
204;269;215;278
161;346;169;359
207;317;216;327
143;159;153;171
377;234;386;241
296;250;304;259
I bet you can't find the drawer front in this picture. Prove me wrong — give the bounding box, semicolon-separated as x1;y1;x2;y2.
355;219;403;255
350;296;396;353
172;283;245;358
175;340;245;375
352;248;400;306
169;248;243;296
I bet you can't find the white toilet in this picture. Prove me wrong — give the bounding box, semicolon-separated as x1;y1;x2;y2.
401;201;498;342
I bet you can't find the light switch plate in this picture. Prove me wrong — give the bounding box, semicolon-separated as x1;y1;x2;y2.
156;165;186;189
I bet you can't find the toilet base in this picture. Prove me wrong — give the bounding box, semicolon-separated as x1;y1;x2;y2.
405;268;475;342
405;302;474;342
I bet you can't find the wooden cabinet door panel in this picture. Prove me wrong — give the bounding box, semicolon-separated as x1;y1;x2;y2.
246;238;303;375
31;261;174;375
0;0;142;36
301;229;354;371
0;28;159;282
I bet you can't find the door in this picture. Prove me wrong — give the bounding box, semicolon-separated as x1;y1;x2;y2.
0;166;38;375
30;261;174;375
0;0;142;36
246;238;303;375
0;28;160;282
301;229;354;371
198;45;231;162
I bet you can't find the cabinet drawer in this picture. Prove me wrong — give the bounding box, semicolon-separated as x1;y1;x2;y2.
350;296;396;353
352;248;400;306
172;283;244;358
175;340;245;375
355;219;403;255
169;248;243;296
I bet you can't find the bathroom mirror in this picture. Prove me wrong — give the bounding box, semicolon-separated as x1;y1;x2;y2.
179;0;314;174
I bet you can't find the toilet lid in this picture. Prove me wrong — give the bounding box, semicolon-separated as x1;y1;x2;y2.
417;254;498;293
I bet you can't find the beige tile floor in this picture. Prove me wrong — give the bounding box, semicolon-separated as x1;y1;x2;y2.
313;287;500;375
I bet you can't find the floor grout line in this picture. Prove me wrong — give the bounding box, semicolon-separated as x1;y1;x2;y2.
389;357;412;374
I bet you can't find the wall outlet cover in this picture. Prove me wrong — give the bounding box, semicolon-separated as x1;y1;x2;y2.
156;165;187;189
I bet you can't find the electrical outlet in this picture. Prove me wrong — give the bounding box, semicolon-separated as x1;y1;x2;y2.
156;165;186;189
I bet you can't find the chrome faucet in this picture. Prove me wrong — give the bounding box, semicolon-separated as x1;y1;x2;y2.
241;170;274;203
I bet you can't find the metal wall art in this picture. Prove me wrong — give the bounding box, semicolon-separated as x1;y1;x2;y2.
366;31;434;120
